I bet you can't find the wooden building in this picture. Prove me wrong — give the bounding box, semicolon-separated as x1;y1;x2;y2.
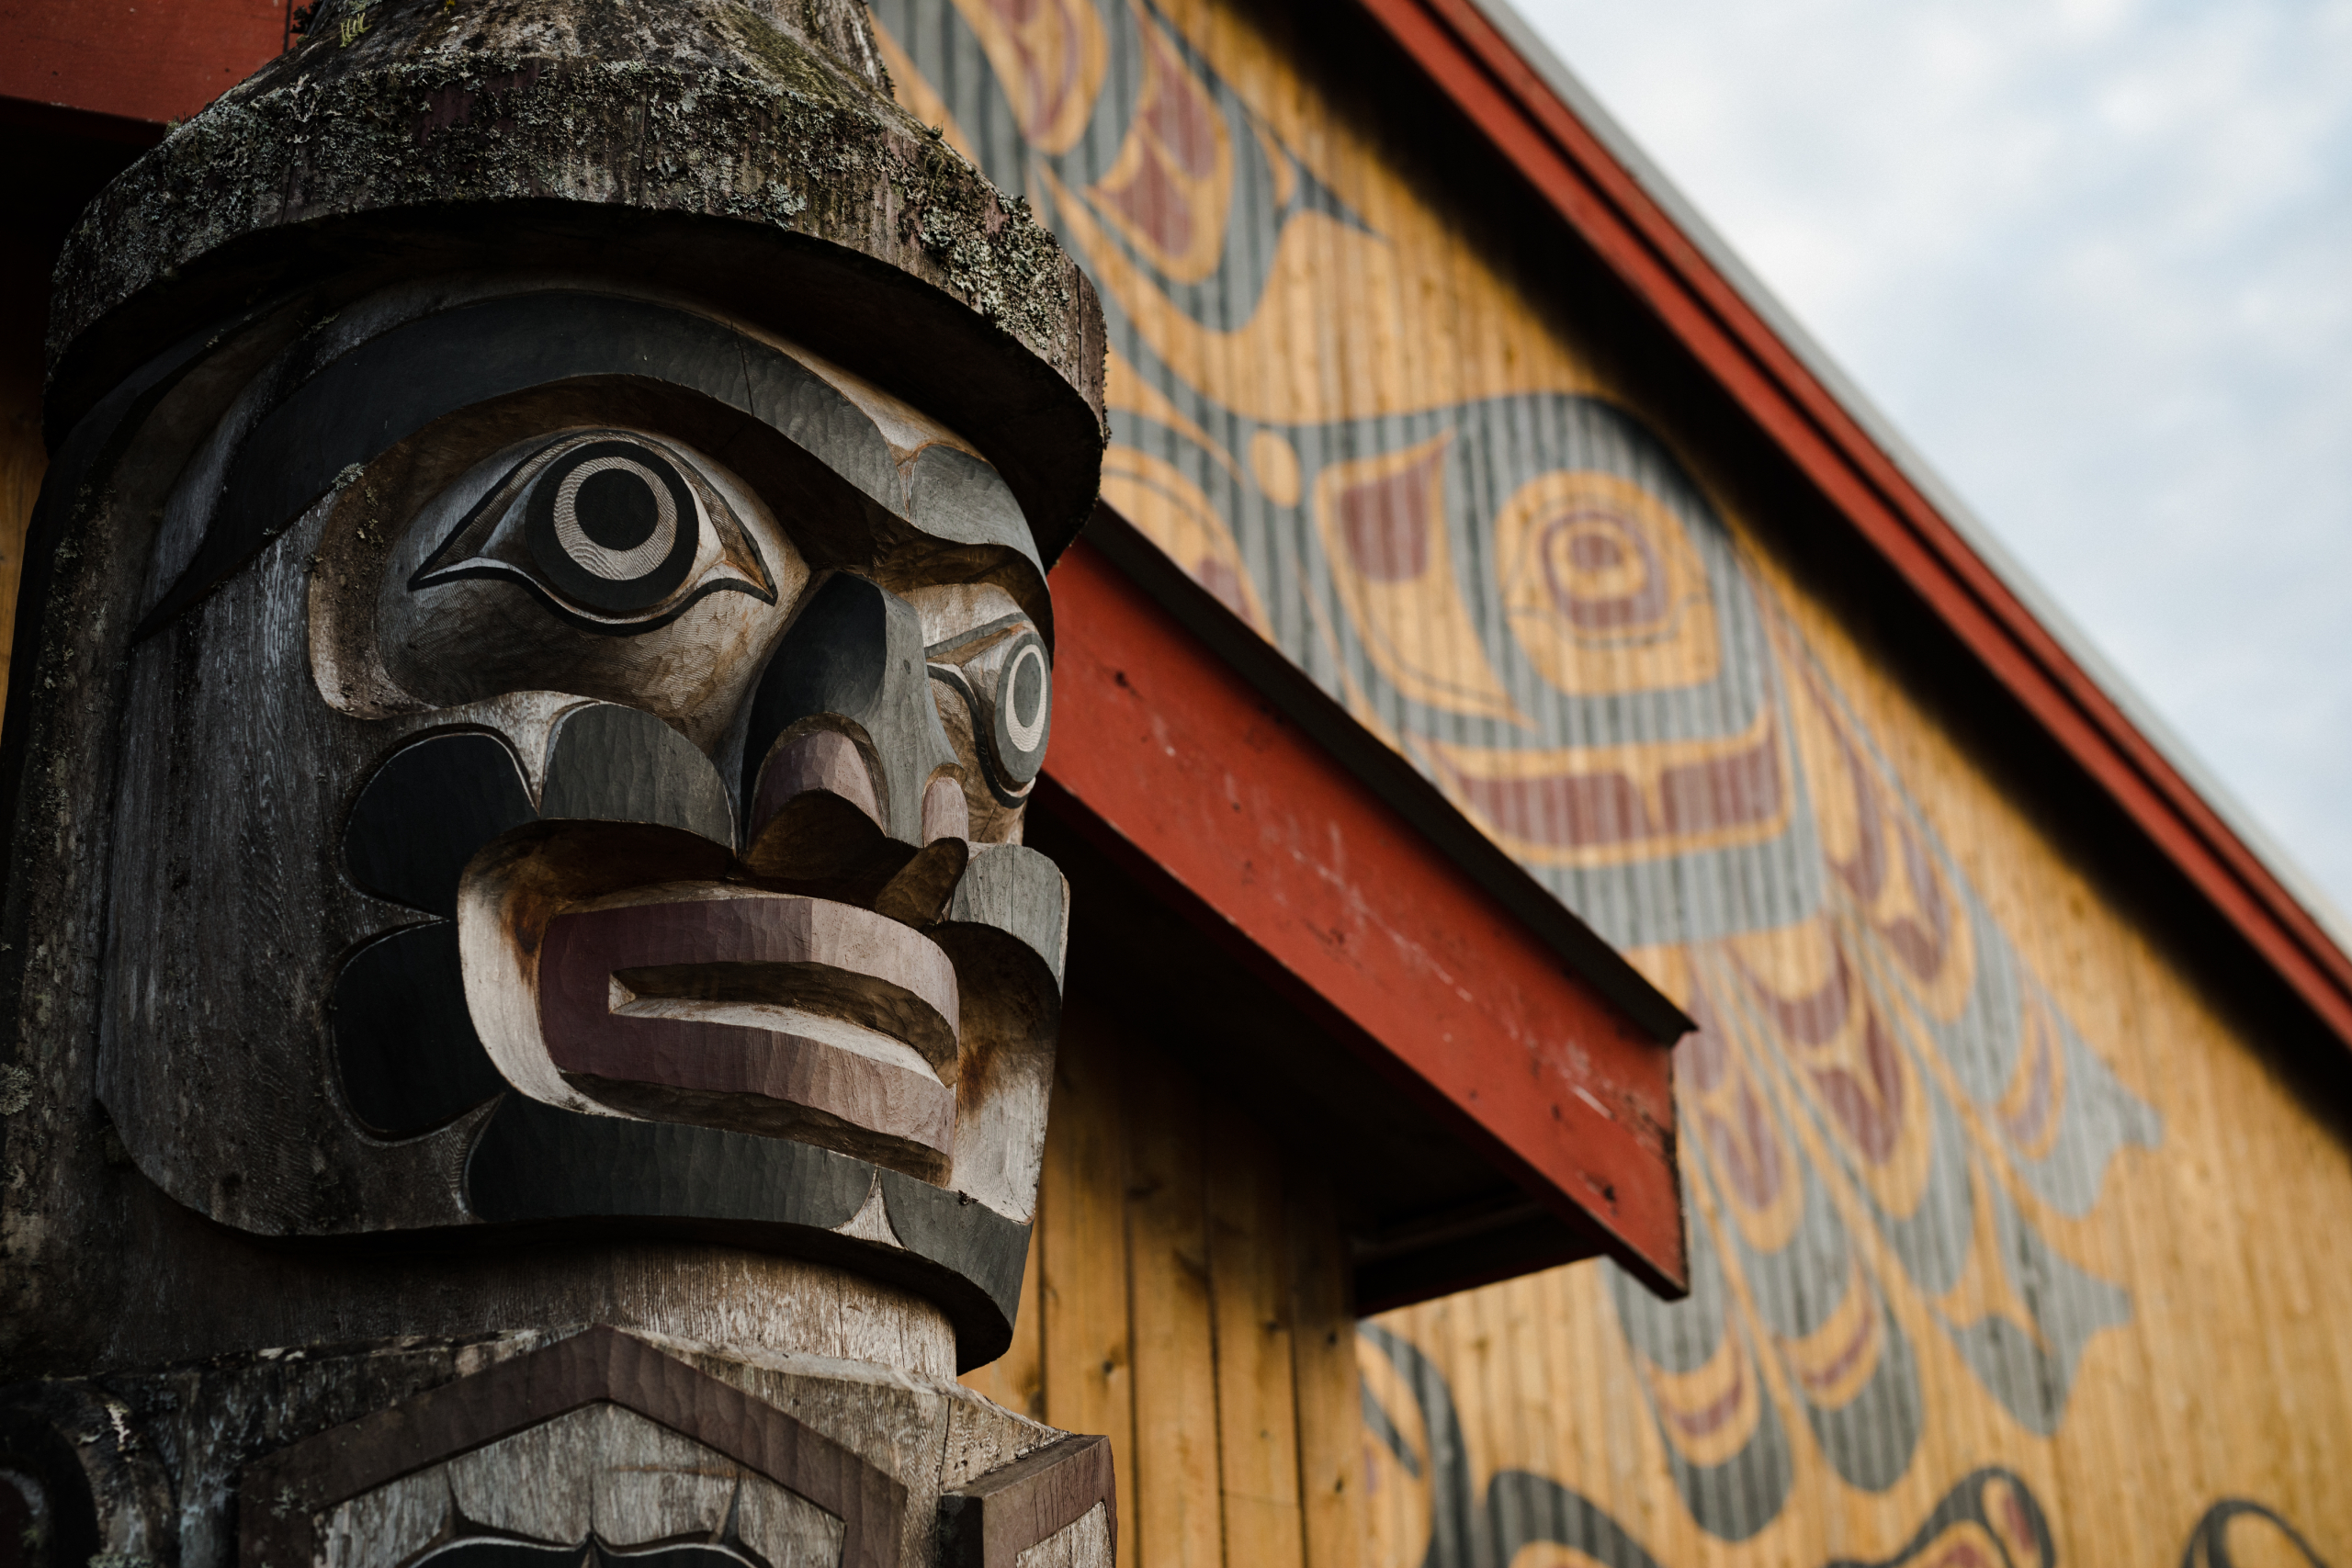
4;0;2349;1565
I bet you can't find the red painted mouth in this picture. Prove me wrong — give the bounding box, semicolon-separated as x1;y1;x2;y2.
535;885;960;1170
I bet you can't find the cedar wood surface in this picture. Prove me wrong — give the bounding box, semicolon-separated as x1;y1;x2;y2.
960;998;1367;1568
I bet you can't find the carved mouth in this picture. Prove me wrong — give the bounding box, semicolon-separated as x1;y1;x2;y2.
536;885;959;1169
455;818;966;1180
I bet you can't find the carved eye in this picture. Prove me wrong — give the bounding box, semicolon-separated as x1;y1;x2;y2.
928;620;1052;796
410;430;774;633
989;632;1052;782
526;441;699;614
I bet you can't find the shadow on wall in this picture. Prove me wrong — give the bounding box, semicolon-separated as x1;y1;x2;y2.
0;112;152;737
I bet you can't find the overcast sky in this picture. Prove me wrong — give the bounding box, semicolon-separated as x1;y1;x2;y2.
1509;0;2352;934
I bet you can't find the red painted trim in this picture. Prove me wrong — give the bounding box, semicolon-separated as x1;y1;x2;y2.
1043;538;1686;1294
1355;0;2352;1049
0;0;288;129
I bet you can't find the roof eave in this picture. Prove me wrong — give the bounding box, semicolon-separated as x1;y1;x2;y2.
1352;0;2352;1049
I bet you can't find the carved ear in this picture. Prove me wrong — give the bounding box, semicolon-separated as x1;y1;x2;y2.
925;843;1069;1224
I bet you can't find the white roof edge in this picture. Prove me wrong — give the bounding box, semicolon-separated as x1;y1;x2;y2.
1462;0;2352;956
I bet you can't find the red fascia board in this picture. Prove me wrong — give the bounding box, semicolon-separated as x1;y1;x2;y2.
1043;534;1687;1296
0;0;288;128
1355;0;2352;1049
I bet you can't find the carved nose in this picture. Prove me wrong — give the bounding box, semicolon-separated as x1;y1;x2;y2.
737;574;969;923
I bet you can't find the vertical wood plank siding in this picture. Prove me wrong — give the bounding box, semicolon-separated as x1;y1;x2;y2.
989;998;1365;1568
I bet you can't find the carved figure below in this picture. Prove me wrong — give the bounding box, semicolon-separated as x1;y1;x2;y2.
0;0;1111;1562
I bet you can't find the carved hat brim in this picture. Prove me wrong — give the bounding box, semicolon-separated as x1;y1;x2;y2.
43;0;1108;566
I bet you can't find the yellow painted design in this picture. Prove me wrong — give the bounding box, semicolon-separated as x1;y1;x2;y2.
1636;1321;1766;1471
1036;164;1603;427
1726;918;1939;1222
1994;997;2068;1165
1495;469;1721;695
1414;705;1792;869
1101;445;1270;632
1080;3;1236;285
1930;1160;2061;1368
948;0;1108;154
1508;1551;1621;1568
879;0;2352;1556
1104;346;1241;486
1311;433;1526;725
1249;428;1302;507
1775;1255;1885;1412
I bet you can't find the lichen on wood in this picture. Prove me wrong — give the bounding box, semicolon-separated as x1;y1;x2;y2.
48;0;1088;394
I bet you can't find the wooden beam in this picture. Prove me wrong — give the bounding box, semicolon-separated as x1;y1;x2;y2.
0;0;288;126
1042;532;1686;1296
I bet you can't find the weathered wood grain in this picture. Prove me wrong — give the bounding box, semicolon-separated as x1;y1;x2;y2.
240;1327;905;1568
1286;1177;1367;1568
961;1238;1047;1423
322;1404;849;1568
1012;1502;1113;1568
1121;1042;1224;1568
0;0;1119;1560
1205;1109;1306;1568
978;987;1371;1568
1036;1001;1138;1568
937;1435;1115;1568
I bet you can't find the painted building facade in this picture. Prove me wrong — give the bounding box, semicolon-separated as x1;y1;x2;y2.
866;0;2352;1562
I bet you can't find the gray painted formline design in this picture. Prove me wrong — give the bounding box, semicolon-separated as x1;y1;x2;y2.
1463;0;2352;950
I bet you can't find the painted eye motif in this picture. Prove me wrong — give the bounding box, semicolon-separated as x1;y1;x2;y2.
411;430;774;633
928;619;1053;800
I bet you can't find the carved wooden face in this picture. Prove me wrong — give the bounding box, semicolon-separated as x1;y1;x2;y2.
94;279;1067;1338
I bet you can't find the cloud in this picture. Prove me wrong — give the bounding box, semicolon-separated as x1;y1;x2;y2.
1512;0;2352;930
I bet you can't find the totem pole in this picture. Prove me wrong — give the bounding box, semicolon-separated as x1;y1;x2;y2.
0;1;1109;1564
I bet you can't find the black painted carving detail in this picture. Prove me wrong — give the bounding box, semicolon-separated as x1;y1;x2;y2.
877;1169;1032;1325
463;1092;876;1232
345;733;536;918
334;922;503;1137
409;430;778;637
936;843;1068;987
137;292;1040;638
525;439;702;614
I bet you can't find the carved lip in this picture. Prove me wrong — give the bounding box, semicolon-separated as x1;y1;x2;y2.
534;885;961;1165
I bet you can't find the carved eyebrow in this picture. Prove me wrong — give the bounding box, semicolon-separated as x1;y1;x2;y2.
135;290;1035;639
923;612;1033;660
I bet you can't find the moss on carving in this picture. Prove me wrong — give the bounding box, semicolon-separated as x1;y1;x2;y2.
50;0;1091;396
